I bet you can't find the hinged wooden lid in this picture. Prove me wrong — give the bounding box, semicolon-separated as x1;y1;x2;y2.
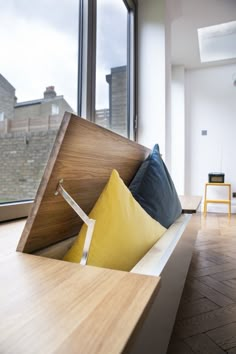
17;112;150;254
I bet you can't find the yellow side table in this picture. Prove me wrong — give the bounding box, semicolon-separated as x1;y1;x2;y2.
204;182;231;217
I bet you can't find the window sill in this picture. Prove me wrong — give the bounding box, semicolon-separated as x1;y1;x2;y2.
0;200;33;222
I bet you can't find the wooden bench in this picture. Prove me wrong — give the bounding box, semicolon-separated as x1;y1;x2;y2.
0;113;201;354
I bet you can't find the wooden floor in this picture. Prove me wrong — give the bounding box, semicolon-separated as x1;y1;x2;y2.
168;213;236;354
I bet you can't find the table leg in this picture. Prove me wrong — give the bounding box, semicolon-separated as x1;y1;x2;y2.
228;184;231;217
204;184;207;216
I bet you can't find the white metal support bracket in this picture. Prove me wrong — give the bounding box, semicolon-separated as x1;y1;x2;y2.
55;179;95;266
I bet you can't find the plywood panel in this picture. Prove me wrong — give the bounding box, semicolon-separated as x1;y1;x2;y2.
0;253;160;354
17;113;150;253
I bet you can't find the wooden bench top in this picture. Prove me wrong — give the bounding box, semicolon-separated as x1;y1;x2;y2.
0;220;160;354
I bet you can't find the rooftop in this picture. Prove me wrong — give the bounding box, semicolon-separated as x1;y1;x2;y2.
15;95;64;108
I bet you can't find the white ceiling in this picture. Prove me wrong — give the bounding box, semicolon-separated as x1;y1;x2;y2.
170;0;236;68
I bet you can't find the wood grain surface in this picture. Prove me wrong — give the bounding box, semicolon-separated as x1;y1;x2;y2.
207;323;236;350
176;298;219;320
0;219;161;354
17;113;150;253
0;252;160;354
185;334;225;354
168;213;236;354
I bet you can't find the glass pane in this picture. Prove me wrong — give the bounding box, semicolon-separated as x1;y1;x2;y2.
95;0;128;137
0;1;78;203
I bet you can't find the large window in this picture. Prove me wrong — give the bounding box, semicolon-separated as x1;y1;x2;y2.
78;0;136;139
0;1;78;203
0;0;136;211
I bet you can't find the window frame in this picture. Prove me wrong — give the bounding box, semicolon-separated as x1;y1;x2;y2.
77;0;137;140
51;104;59;115
0;200;33;222
1;0;137;222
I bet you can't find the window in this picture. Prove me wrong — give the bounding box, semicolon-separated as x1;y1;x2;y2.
95;0;128;137
78;0;136;139
198;21;236;63
0;2;78;204
0;1;135;217
51;104;59;115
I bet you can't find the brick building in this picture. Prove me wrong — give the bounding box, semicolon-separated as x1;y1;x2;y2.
0;75;74;202
14;86;73;121
0;70;127;202
0;74;16;121
0;74;73;125
106;66;127;137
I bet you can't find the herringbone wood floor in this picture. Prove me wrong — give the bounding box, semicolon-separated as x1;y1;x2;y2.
168;213;236;354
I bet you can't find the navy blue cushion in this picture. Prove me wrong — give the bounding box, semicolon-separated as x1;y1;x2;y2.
129;144;182;228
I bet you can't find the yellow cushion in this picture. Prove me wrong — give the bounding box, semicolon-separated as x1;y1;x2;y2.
63;169;166;271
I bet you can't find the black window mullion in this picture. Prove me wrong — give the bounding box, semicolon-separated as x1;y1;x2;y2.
86;0;97;122
77;0;84;116
126;3;137;140
78;0;137;138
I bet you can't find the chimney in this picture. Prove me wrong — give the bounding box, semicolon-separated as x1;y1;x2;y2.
44;86;56;99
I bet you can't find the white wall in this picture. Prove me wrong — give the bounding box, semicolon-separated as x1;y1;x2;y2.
137;0;167;156
186;63;236;212
171;65;185;195
164;0;172;170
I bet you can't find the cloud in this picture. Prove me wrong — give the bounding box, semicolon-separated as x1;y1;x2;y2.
96;0;128;109
97;0;127;68
1;0;78;38
0;2;78;111
0;0;128;112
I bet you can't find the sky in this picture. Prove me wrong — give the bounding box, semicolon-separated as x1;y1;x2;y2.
0;0;127;112
96;0;127;109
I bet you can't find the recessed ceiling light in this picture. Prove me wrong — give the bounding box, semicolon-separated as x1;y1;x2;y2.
198;20;236;63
